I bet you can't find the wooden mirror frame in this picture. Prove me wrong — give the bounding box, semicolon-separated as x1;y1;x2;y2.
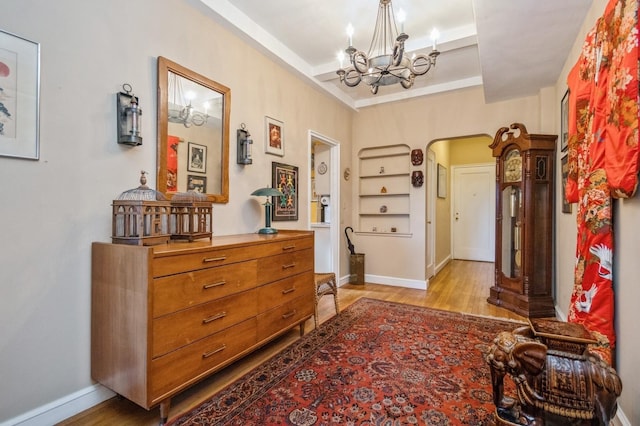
157;56;230;203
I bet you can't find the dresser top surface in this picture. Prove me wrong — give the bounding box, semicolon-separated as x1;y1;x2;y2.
94;230;313;256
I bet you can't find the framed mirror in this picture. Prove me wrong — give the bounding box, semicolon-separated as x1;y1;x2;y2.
157;56;230;203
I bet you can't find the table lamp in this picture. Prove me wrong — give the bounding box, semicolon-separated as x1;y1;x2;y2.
251;186;284;234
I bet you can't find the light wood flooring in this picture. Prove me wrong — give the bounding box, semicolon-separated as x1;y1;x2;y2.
58;259;524;426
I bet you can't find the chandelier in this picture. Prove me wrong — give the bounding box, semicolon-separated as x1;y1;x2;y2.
168;73;209;127
336;0;440;94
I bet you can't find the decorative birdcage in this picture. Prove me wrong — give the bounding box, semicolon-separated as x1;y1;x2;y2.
170;189;213;241
112;171;171;245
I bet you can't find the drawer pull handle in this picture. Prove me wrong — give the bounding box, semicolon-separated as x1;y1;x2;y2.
282;263;296;269
202;344;226;358
282;245;296;251
203;256;227;263
282;309;297;319
282;287;296;294
203;281;226;290
202;311;227;324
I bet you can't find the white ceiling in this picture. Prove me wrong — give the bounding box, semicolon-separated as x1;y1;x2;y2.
196;0;592;109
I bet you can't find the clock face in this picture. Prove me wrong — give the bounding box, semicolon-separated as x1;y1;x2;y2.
504;149;522;182
317;162;327;175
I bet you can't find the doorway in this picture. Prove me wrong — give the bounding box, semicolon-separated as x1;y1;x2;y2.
308;131;340;277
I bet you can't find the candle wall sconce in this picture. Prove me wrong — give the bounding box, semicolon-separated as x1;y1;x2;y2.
116;83;142;146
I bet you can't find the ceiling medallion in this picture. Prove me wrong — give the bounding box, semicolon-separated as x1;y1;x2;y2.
336;0;440;94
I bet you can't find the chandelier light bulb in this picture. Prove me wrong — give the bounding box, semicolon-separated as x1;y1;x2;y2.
337;51;345;68
397;9;406;33
431;28;440;50
346;23;354;46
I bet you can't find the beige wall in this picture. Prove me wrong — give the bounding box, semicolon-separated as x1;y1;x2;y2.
0;0;353;421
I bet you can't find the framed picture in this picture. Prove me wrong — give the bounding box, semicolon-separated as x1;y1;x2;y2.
187;142;207;173
561;89;569;152
271;162;298;221
265;116;284;156
561;154;571;213
437;163;447;198
0;30;40;160
187;174;207;193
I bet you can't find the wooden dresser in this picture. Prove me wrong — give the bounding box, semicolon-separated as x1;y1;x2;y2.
91;230;314;423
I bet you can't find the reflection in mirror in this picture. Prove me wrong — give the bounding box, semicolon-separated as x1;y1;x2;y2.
157;56;230;203
501;186;521;279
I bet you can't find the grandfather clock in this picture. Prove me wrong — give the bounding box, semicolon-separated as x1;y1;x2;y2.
487;123;556;318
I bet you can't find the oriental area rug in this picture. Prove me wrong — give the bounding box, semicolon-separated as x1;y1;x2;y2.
168;298;525;426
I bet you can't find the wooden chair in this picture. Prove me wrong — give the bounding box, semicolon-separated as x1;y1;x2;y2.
314;273;339;327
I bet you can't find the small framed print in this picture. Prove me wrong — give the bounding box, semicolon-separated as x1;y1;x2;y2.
437;163;447;198
187;142;207;173
0;30;40;160
265;116;284;156
272;162;298;221
561;154;571;213
187;174;207;193
561;89;569;152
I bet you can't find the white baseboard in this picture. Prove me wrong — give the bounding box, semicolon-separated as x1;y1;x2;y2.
613;406;631;426
338;274;427;290
363;274;427;290
1;384;115;426
435;255;451;275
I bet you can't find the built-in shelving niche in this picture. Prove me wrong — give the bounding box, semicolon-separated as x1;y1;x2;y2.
358;144;411;235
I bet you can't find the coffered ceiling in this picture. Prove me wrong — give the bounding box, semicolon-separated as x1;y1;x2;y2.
196;0;592;109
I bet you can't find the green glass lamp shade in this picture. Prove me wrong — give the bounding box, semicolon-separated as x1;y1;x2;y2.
251;187;284;234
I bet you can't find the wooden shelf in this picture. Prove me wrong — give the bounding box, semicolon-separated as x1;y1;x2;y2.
359;192;410;197
360;173;409;179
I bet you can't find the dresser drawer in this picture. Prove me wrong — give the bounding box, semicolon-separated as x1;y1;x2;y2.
152;289;257;357
257;296;314;340
257;272;314;313
150;318;257;402
256;237;314;257
152;245;260;277
256;248;313;285
152;260;258;318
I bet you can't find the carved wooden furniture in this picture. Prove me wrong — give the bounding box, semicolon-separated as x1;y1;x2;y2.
485;321;622;426
91;230;314;424
313;272;339;327
487;123;556;318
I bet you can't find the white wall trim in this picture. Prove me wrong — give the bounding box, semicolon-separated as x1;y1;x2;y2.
364;274;427;290
435;255;452;275
1;384;114;426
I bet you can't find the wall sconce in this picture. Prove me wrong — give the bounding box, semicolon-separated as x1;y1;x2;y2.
251;186;284;234
116;83;142;146
237;123;253;165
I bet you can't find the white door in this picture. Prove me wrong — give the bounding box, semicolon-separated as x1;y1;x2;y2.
452;164;495;261
426;150;436;279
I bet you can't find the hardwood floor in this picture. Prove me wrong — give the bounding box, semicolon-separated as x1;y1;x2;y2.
58;259;524;426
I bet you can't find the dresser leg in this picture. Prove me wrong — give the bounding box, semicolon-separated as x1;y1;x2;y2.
299;322;305;336
159;399;171;425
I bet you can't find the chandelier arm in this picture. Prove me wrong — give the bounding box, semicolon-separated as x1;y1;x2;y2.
343;69;362;87
352;51;369;74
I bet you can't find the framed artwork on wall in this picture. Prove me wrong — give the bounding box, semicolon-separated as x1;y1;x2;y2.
265;116;284;156
561;154;571;213
187;174;207;193
437;163;447;198
0;29;40;160
187;142;207;173
271;161;298;221
561;89;569;152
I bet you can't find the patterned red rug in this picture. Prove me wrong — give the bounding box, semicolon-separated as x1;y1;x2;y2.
168;298;524;425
